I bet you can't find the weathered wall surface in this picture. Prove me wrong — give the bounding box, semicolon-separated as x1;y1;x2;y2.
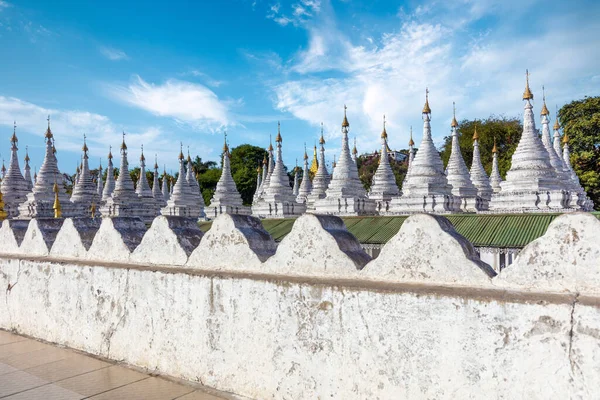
0;212;599;399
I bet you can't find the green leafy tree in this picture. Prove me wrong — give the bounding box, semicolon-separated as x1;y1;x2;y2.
558;96;600;209
198;168;222;206
439;116;522;179
229;144;269;205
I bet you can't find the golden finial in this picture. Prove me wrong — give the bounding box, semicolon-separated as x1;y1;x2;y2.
24;145;30;163
52;140;57;154
76;164;80;174
53;180;61;218
120;131;127;151
451;102;458;127
472;124;479;141
408;126;414;147
332;155;337;168
268;134;273;151
108;145;113;160
319;122;325;144
90;202;97;219
422;88;431;114
82;134;89;153
523;69;534;100
262;153;267;165
140;144;145;162
178;142;184;160
540;86;549;115
492;137;498;153
45;115;53;140
352;137;358;155
304;143;308;160
342;105;350;128
562;133;569;144
554;105;561;130
187;146;192;162
276;122;282;143
154;154;158;169
381;115;388;139
11;121;17;144
256;164;261;173
223;131;229;153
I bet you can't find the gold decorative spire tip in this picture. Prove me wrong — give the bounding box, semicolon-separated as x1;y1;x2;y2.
451;101;458;127
492;137;497;153
276;121;282;143
472;125;479;141
381;115;388;139
408;126;414;147
422;88;431;114
342;105;349;128
523;69;534;100
540;85;549;115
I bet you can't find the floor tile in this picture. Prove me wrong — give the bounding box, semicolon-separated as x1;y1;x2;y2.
0;331;28;346
0;370;49;397
175;390;231;400
2;346;74;370
0;361;19;376
87;376;195;400
55;365;148;397
24;353;110;382
1;383;83;400
0;339;49;359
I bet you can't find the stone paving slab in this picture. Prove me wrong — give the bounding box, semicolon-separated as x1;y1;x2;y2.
0;330;238;400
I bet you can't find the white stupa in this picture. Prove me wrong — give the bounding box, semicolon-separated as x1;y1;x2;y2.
161;144;204;219
1;123;30;218
369;116;400;213
296;145;313;204
70;136;100;217
314;107;376;216
469;125;493;209
489;138;503;193
101;147;116;202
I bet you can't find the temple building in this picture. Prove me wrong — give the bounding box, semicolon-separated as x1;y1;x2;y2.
389;91;459;214
314;107;376;216
70;136;99;217
1;123;30;218
206;135;250;217
18;119;75;219
252;123;306;218
444;105;480;212
488;72;570;212
369;116;400;213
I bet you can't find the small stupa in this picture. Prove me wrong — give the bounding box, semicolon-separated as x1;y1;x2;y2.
1;122;31;218
369;116;400;212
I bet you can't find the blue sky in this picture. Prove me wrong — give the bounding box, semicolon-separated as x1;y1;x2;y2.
0;0;599;174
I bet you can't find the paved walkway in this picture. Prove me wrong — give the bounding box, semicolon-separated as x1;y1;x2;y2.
0;330;234;400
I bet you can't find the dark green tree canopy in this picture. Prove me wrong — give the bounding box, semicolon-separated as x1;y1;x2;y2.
229;144;269;205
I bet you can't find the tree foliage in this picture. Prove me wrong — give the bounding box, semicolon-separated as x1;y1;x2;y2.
439;116;522;179
229;144;269;205
558;96;600;209
357;151;409;191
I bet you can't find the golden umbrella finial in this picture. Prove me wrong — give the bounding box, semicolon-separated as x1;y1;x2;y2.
45;115;53;140
492;137;498;153
451;102;458;127
523;69;534;100
540;86;549;115
276;122;282;143
53;179;62;219
319;122;325;145
472;124;479;141
381;115;388;139
554;105;561;130
120;131;127;151
304;143;308;160
408;126;414;147
223;130;229;154
11;121;17;144
422;88;431;114
562;133;569;144
178;142;184;160
342;105;349;128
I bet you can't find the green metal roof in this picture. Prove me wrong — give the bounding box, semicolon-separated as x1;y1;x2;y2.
199;212;600;249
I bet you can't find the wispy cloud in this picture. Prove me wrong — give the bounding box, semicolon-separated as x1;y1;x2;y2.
0;95;186;168
267;0;321;26
99;46;129;61
106;75;231;130
183;69;225;88
0;1;10;10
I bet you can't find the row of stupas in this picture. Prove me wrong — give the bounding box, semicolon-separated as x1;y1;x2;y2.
0;71;593;222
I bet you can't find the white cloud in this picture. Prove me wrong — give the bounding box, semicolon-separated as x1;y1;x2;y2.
106;75;230;130
0;96;193;170
0;1;10;9
272;0;600;152
185;69;225;87
267;0;322;27
99;46;129;61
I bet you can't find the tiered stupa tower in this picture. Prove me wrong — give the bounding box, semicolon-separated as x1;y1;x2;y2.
402;128;415;188
101;147;116;202
444;105;480;212
186;150;206;218
306;125;330;210
469;125;492;209
152;157;167;208
292;160;300;197
489;71;568;212
96;161;104;198
24;146;33;191
135;146;161;222
1;123;30;218
71;136;99;217
162;144;204;218
252;123;306;218
389;91;458;214
489;138;503;193
297;145;313;204
314;107;376;216
369;116;400;212
161;166;170;202
539;90;569;186
562;134;593;210
100;134;155;222
206;134;250;217
18;118;75;218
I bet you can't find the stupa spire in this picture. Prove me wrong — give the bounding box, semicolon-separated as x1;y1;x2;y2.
208;131;248;216
297;143;313;203
24;144;33;190
352;137;358;163
292;158;300;196
53;180;61;218
162;142;203;218
185;146;206;215
490;137;503;193
161;165;170;202
102;146;116;201
539;90;568;184
369;115;400;207
306;124;330;208
96;159;103;197
152;154;166;207
445;103;479;210
1;121;30;217
71;134;99;215
469;124;493;202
